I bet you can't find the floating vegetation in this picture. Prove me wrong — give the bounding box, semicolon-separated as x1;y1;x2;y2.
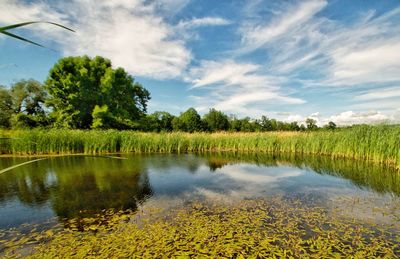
1;197;399;258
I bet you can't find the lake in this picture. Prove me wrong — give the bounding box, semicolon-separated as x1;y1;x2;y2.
0;153;399;256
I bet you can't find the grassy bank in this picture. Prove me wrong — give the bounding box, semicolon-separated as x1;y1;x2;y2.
0;125;399;169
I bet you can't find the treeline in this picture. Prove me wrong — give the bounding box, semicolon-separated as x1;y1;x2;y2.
0;79;335;132
0;55;337;132
141;108;337;132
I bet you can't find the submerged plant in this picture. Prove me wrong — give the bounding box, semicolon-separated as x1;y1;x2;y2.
1;197;399;257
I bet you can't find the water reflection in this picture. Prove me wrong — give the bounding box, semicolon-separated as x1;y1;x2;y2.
199;152;400;195
0;153;399;229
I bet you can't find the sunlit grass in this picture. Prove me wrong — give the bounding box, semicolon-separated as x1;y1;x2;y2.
1;125;399;169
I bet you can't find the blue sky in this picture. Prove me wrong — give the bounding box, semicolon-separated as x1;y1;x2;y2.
1;0;400;125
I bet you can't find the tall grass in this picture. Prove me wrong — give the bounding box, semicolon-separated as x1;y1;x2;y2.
0;125;399;169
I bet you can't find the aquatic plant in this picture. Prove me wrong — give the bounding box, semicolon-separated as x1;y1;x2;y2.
1;197;399;257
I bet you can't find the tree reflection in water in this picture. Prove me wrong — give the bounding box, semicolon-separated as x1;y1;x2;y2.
0;153;399;225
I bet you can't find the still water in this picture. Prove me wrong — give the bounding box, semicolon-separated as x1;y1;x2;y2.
0;153;399;230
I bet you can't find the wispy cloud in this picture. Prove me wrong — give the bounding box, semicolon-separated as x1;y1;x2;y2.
0;0;193;79
175;16;232;41
355;86;400;101
237;1;400;87
239;0;327;54
187;60;305;116
177;17;231;29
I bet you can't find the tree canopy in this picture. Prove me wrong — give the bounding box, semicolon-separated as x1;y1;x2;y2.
0;80;47;128
45;56;150;129
173;108;203;132
203;108;229;132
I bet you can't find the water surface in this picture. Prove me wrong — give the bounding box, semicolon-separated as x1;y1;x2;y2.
0;153;399;230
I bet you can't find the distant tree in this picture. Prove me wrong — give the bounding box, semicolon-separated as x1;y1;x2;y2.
228;116;241;132
289;121;300;131
10;79;47;115
299;124;306;131
203;108;229;132
0;86;13;128
0;80;48;128
259;116;273;131
270;119;278;131
306;118;318;130
239;117;255;132
324;121;337;130
45;56;150;129
173;108;203;132
143;111;175;132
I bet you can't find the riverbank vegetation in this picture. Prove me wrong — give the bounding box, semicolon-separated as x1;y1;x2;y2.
1;124;399;169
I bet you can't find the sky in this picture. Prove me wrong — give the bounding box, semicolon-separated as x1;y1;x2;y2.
0;0;400;126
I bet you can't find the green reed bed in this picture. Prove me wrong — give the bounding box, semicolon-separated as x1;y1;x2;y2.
0;125;399;169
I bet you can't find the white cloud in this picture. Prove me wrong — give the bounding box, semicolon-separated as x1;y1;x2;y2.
274;109;400;126
0;0;192;79
218;164;301;184
328;111;390;126
154;0;191;16
176;17;232;41
330;42;400;85
238;1;400;87
355;86;400;101
229;1;400;122
239;0;327;53
177;17;231;29
187;60;305;116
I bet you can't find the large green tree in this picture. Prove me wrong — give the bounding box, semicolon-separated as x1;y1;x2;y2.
44;56;150;129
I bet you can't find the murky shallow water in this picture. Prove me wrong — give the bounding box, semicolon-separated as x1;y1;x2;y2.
0;153;399;231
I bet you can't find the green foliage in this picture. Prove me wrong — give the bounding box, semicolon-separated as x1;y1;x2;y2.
324;121;337;130
91;105;112;129
173;108;203;132
259;116;273;131
0;86;13;128
306;118;318;130
203;108;229;132
229;117;258;132
1;125;399;169
0;80;48;128
10;79;47;115
44;56;150;129
141;111;175;132
10;113;39;128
